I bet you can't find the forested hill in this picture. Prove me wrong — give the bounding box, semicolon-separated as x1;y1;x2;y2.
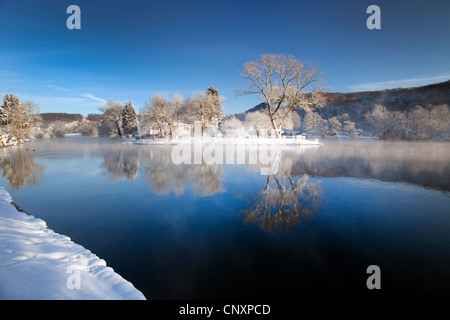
37;113;84;122
238;80;450;132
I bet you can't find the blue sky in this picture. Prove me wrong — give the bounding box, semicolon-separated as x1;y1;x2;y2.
1;0;449;115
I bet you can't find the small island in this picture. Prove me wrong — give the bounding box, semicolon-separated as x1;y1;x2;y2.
1;0;449;303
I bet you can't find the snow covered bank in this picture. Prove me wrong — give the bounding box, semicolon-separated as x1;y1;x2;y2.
132;136;324;146
1;134;22;147
0;187;145;300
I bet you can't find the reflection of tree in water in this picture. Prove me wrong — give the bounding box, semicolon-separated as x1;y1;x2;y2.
186;164;222;197
241;172;321;231
100;146;223;196
142;148;223;196
145;161;171;194
101;149;139;182
284;140;450;191
0;148;44;189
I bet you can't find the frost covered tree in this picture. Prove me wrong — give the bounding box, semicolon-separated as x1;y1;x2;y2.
184;87;224;137
342;121;358;138
372;104;450;140
142;93;183;140
222;116;244;137
238;54;325;138
121;101;139;137
79;121;99;136
52;121;67;138
366;104;408;140
407;105;430;140
244;111;272;137
366;104;388;137
99;99;124;138
327;117;342;137
280;110;302;132
304;112;326;136
1;94;39;143
427;104;450;139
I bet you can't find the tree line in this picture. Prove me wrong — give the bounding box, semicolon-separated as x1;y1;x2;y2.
1;54;449;144
95;86;224;139
366;104;449;140
97;54;325;140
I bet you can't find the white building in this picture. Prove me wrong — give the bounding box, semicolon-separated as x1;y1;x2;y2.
141;122;193;139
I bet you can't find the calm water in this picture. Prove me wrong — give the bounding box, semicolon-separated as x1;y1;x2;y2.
1;136;449;299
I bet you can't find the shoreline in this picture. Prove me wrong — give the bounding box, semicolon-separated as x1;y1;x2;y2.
0;186;146;300
130;136;326;146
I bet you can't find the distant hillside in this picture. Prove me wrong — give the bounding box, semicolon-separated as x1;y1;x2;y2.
37;113;85;123
237;80;450;132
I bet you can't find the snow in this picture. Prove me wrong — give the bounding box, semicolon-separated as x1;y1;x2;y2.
131;136;324;146
0;187;146;300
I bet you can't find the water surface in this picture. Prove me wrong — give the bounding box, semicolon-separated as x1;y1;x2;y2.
1;137;449;299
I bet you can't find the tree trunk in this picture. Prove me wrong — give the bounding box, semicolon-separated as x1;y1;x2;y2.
269;118;281;138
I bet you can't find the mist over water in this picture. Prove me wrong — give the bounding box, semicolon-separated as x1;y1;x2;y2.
286;139;450;191
1;136;449;299
3;137;448;190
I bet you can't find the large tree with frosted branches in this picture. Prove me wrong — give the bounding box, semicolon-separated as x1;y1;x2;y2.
238;54;325;137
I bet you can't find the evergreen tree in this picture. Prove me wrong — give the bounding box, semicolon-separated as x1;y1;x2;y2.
121;101;138;137
1;93;21;125
1;94;38;142
206;86;219;97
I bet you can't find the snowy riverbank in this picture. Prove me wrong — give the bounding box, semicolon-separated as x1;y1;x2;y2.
0;187;145;300
131;136;324;146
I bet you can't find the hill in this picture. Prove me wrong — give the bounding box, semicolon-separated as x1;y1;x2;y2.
37;113;85;123
237;80;450;133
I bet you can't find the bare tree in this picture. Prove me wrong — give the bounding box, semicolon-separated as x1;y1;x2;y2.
99;99;124;138
222;116;244;137
79;120;99;136
366;104;449;140
280;110;302;132
304;111;326;136
366;104;408;140
428;104;450;139
142;93;183;140
184;87;224;137
342;121;357;138
327;117;342;137
244;111;272;137
52;121;67;137
238;54;325;137
407;105;430;140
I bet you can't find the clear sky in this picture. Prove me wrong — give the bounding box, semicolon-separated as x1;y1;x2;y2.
1;0;449;115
